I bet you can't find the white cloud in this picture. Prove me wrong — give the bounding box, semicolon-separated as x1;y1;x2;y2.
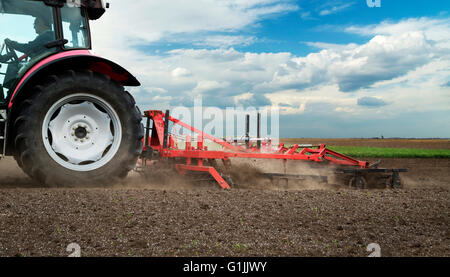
319;2;355;16
91;0;297;51
300;11;313;20
269;18;450;93
357;96;387;107
234;92;254;105
305;41;359;51
90;3;450;136
147;87;168;94
171;67;191;78
196;35;257;48
193;80;230;94
125;48;289;107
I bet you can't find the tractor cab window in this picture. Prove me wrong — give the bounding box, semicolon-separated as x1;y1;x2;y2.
61;3;89;49
0;0;56;105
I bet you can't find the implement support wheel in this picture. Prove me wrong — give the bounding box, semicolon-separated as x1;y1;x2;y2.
348;173;367;189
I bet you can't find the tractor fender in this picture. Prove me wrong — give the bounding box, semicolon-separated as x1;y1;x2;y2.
8;49;141;109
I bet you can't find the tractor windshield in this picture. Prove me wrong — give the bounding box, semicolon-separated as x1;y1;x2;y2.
61;2;89;49
0;0;56;104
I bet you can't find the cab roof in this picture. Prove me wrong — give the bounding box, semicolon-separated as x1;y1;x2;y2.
0;0;106;20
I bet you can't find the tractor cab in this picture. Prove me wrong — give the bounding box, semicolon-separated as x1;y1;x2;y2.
0;0;105;105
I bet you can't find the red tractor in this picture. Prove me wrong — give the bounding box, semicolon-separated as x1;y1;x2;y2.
0;0;143;186
0;0;408;189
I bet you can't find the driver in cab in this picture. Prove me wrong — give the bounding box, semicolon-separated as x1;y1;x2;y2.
0;17;54;62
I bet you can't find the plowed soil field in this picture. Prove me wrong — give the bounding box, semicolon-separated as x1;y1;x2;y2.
0;139;449;257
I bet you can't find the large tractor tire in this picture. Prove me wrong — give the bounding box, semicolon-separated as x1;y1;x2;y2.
13;70;144;186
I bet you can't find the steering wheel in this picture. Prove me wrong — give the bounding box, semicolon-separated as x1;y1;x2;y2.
3;39;19;63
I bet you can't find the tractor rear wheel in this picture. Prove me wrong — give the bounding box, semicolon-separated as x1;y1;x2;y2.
13;70;144;186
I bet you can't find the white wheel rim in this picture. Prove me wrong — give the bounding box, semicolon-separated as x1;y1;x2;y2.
42;93;122;172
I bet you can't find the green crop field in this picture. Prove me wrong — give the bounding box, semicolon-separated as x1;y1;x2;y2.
327;146;450;158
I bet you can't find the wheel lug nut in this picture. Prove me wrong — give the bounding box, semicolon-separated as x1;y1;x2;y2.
81;139;84;143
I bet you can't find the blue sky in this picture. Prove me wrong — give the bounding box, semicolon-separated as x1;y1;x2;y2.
91;0;450;138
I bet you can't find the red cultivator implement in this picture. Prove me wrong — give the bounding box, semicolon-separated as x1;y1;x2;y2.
138;110;407;189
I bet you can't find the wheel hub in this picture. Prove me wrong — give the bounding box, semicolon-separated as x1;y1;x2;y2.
74;126;88;139
42;94;122;172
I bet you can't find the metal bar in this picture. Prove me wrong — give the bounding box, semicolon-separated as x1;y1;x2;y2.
264;173;328;182
145;110;165;151
169;116;245;152
175;164;231;189
186;135;192;165
391;171;401;188
163;110;170;149
245;114;250;149
144;117;151;149
324;148;369;167
197;134;203;150
166;149;325;161
336;168;408;173
286;144;299;154
323;156;361;166
354;171;363;188
257;113;261;149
